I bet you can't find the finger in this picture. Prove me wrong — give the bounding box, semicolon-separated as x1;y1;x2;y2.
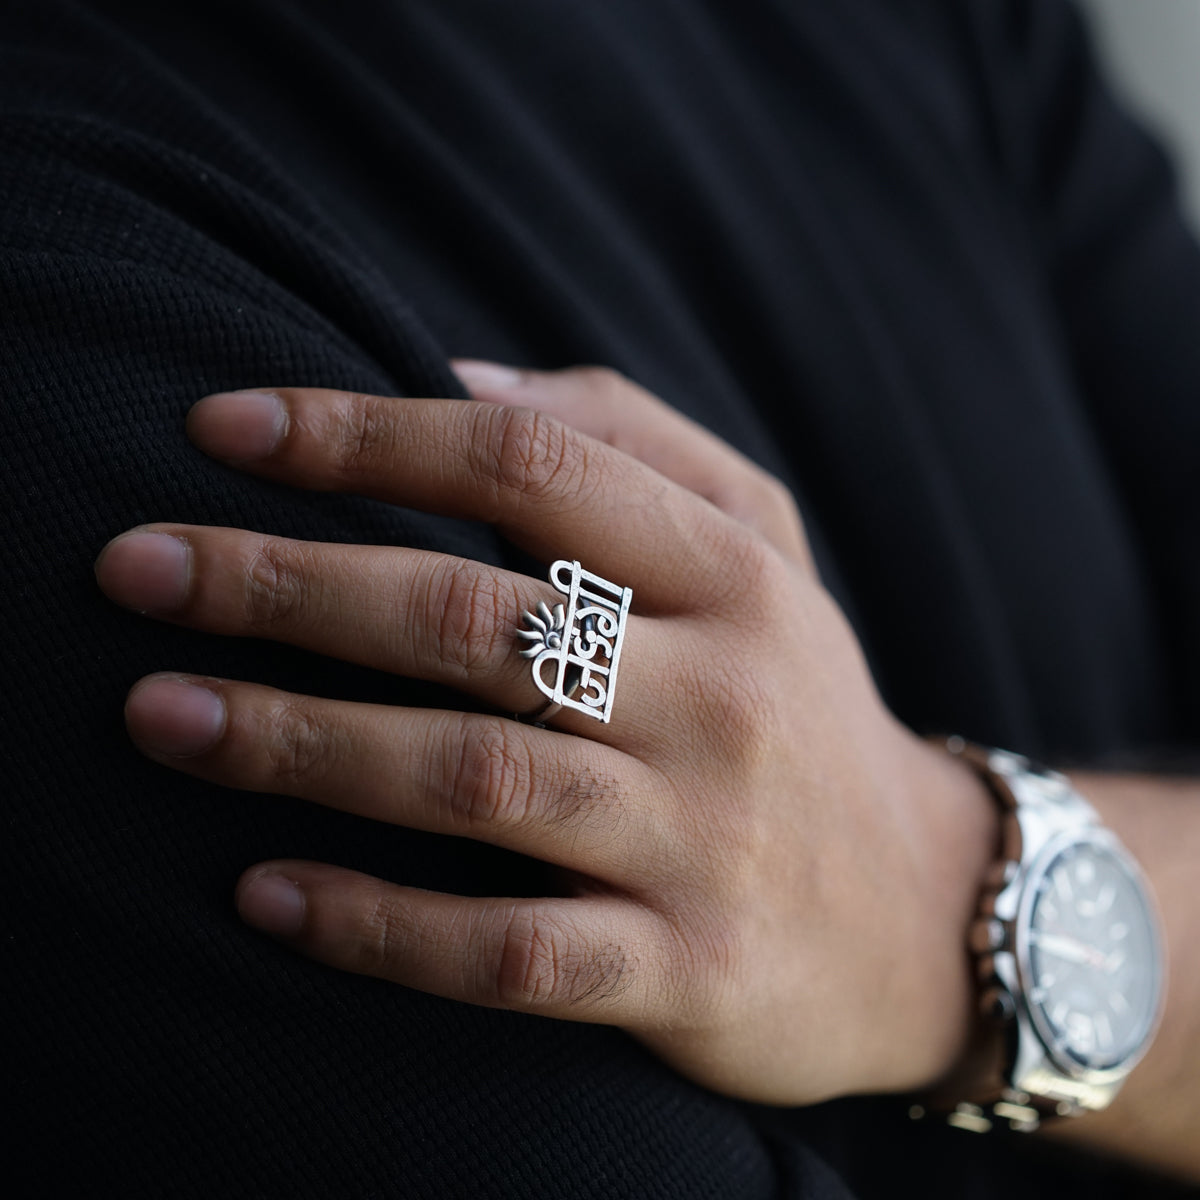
125;674;664;880
454;360;813;566
186;388;766;610
235;861;666;1023
95;525;660;726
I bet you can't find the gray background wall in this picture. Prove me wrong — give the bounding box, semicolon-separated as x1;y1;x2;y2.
1079;0;1200;233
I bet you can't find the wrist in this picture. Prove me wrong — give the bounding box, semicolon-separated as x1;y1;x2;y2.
880;729;1001;1092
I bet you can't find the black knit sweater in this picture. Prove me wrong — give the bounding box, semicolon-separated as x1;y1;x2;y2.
2;1;1197;1196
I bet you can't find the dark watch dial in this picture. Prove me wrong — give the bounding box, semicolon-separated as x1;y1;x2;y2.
1020;833;1162;1073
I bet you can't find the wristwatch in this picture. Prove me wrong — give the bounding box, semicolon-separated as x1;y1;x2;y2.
935;739;1165;1133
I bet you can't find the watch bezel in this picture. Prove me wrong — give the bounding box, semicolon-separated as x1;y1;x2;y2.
1013;825;1164;1086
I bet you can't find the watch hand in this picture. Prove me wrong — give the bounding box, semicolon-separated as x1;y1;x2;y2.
1032;931;1107;969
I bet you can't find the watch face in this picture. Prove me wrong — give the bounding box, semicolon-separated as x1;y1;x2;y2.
1020;832;1162;1074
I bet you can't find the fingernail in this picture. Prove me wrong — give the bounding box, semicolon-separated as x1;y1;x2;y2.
238;872;305;938
95;531;190;613
453;359;524;393
126;676;225;757
188;390;287;461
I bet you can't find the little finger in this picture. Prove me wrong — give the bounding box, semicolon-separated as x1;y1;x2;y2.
236;862;670;1023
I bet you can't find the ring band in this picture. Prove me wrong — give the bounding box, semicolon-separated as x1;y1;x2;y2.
515;559;632;724
517;698;562;727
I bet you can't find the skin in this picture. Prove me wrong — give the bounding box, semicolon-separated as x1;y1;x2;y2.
1044;773;1200;1180
92;364;1197;1176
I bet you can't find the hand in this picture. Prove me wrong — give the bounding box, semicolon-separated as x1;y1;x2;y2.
94;363;995;1105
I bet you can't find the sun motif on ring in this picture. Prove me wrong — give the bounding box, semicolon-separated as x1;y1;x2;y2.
516;601;567;658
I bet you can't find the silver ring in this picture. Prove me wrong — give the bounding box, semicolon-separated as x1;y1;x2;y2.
515;559;632;724
516;697;563;727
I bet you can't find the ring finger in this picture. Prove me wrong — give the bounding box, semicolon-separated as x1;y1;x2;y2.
125;673;669;881
95;524;658;734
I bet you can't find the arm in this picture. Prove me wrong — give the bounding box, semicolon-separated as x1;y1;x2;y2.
956;0;1200;733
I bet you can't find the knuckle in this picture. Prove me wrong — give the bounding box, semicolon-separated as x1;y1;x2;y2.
698;661;777;769
493;910;560;1007
330;391;397;479
575;364;629;400
665;632;777;783
357;888;402;976
487;404;584;504
728;473;799;532
446;718;536;830
712;532;792;618
428;560;513;676
757;472;800;524
552;765;624;833
445;716;624;836
243;538;312;633
491;910;632;1009
263;697;338;787
665;915;744;1025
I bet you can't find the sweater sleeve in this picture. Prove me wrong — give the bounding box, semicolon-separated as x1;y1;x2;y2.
952;0;1200;748
0;5;792;1198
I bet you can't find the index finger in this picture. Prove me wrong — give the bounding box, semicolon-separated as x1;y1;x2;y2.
187;388;760;613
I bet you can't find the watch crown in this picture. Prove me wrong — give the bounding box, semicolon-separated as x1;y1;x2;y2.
979;984;1016;1024
985;859;1020;889
969;916;1007;954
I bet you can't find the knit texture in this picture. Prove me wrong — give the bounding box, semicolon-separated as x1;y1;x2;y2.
2;1;1197;1195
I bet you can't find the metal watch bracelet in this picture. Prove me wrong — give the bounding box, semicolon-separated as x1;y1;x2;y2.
913;737;1165;1134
